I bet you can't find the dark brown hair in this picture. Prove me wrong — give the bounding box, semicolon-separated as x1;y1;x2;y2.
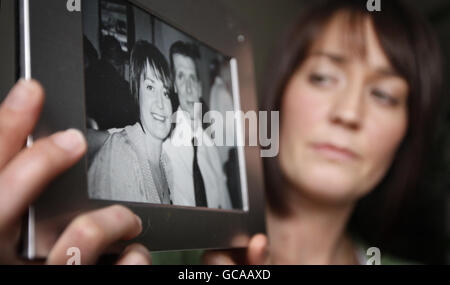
262;0;443;257
129;40;172;105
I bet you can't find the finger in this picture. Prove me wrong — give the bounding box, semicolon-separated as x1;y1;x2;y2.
247;234;269;265
0;129;86;229
47;205;143;265
202;250;236;265
0;79;44;169
116;243;151;265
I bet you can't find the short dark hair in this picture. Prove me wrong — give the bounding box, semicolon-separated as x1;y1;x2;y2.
261;0;443;259
129;40;172;104
169;41;202;81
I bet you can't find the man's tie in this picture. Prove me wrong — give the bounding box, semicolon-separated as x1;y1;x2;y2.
192;137;208;207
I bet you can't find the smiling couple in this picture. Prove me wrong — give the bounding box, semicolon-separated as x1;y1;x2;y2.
88;40;232;210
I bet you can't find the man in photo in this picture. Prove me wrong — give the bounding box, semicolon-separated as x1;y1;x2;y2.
163;41;232;209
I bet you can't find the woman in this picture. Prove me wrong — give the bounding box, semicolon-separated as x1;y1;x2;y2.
88;41;174;205
203;0;443;265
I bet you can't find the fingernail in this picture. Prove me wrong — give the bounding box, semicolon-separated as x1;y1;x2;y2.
119;252;149;265
52;129;86;154
4;79;40;111
135;215;143;231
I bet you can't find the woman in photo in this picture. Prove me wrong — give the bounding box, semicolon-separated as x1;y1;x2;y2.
88;40;174;205
202;0;443;265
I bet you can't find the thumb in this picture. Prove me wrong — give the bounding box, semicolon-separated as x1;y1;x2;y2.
202;250;237;265
247;234;269;265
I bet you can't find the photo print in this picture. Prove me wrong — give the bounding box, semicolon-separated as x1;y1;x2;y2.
82;0;244;211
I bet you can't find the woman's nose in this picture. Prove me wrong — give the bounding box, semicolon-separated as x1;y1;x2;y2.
328;84;364;130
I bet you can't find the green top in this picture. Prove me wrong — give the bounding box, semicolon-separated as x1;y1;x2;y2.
150;240;418;265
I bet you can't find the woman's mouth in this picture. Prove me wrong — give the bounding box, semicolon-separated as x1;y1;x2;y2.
312;142;360;161
151;113;166;122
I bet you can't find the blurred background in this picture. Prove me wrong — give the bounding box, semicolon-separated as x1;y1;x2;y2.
219;0;450;264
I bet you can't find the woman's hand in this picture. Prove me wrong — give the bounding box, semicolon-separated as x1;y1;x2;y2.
202;234;270;265
0;80;151;265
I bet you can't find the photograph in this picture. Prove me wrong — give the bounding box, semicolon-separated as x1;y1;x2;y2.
83;0;244;210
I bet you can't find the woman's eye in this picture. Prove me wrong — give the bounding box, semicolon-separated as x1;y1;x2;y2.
309;73;335;86
146;85;154;91
371;89;399;106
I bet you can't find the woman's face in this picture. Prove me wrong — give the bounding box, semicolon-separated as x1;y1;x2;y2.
139;60;173;140
280;14;409;205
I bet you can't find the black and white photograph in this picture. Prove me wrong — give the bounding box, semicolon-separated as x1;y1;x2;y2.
83;0;244;210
